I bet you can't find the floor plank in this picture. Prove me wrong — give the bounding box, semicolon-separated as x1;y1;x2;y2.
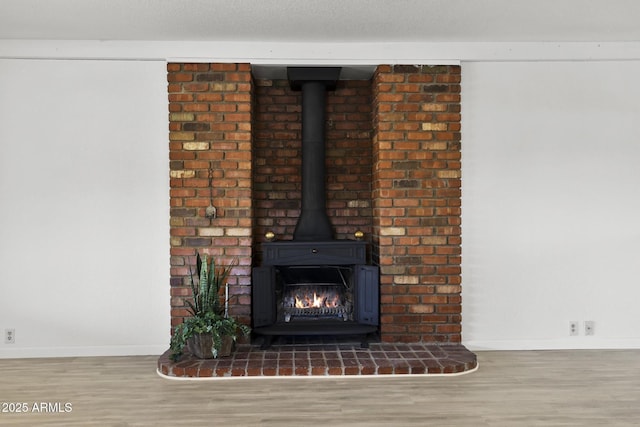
1;350;639;426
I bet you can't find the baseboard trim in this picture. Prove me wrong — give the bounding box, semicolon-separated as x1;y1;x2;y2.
0;345;168;359
463;338;640;351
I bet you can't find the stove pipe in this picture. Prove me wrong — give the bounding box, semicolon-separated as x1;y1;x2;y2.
288;67;341;241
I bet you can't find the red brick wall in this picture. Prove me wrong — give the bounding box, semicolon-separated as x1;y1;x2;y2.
167;63;462;344
168;63;253;328
252;79;373;261
372;65;462;343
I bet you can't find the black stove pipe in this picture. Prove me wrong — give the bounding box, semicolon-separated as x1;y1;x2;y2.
288;67;341;241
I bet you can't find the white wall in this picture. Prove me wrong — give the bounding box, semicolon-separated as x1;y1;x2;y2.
0;59;169;357
461;61;640;350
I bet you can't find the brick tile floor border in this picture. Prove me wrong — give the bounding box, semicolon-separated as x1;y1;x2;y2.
157;341;477;378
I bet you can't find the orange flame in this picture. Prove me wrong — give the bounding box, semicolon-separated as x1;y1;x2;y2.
294;290;340;308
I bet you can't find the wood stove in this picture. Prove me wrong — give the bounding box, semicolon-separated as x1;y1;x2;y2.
252;67;379;348
253;241;378;348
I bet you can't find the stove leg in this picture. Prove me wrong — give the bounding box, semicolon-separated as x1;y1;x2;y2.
360;334;370;349
260;335;274;350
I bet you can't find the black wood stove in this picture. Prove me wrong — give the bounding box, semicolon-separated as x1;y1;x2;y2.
252;67;379;348
253;241;378;348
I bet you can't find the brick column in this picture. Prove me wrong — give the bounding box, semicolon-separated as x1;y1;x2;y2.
167;63;253;329
372;65;462;343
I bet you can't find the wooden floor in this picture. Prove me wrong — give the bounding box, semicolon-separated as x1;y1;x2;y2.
1;350;639;426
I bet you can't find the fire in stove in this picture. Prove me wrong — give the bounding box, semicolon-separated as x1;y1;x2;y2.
292;286;341;308
282;286;352;322
278;266;353;322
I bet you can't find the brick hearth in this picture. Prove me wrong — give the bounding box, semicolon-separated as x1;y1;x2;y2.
158;341;477;378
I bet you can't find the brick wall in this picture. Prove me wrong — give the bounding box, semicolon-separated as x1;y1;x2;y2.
372;65;462;343
167;63;462;344
168;63;253;328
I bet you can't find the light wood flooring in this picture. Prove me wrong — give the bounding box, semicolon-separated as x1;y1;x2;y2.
1;350;639;426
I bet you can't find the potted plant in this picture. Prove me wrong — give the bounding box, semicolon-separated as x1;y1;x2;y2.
169;252;250;361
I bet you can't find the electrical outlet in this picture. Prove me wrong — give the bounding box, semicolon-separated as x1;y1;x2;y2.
585;321;595;336
5;328;15;344
569;321;579;336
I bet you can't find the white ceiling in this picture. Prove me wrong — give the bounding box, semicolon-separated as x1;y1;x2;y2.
1;0;639;43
